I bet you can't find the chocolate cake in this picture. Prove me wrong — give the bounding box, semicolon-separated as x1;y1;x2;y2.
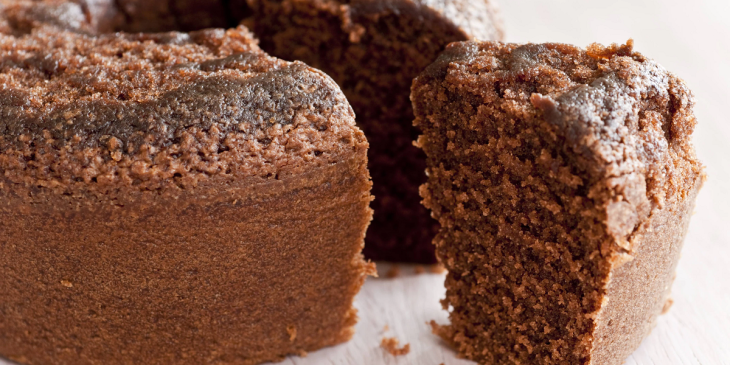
3;0;502;263
413;41;704;364
244;0;504;262
0;3;374;364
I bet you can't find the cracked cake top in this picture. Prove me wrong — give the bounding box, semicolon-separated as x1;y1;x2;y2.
0;3;364;193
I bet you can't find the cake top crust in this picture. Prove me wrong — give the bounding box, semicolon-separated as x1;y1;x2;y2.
0;4;363;193
0;0;95;34
422;40;696;146
415;40;703;242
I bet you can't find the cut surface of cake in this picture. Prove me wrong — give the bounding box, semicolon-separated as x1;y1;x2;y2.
412;40;704;364
244;0;504;262
0;3;373;365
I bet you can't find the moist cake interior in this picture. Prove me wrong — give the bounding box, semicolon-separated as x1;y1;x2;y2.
413;41;703;364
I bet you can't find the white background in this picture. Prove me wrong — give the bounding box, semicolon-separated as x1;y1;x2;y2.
3;0;729;364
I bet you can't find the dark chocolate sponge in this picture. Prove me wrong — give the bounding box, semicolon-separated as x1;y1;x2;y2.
413;41;704;364
244;0;504;263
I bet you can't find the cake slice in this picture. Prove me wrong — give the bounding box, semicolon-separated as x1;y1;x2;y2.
244;0;504;262
0;5;373;365
412;41;704;364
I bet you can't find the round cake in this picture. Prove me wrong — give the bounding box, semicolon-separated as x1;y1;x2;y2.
80;0;505;263
244;0;504;262
2;0;503;264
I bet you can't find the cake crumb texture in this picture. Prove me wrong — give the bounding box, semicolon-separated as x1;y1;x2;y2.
413;40;704;364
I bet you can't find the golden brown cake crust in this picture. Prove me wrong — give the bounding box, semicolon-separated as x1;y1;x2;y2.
0;4;374;364
413;40;704;364
245;0;503;263
0;157;374;365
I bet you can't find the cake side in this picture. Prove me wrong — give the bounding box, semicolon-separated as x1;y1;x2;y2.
528;41;705;364
413;41;703;364
584;48;705;364
245;0;504;263
0;153;374;365
589;178;701;365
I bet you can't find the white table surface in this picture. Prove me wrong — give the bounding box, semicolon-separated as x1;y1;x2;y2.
3;0;729;364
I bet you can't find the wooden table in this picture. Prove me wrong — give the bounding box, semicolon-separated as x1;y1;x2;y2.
3;0;728;364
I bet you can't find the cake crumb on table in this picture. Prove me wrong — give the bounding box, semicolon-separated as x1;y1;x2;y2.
380;337;410;356
429;320;447;339
385;265;401;278
286;325;297;342
428;320;440;333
